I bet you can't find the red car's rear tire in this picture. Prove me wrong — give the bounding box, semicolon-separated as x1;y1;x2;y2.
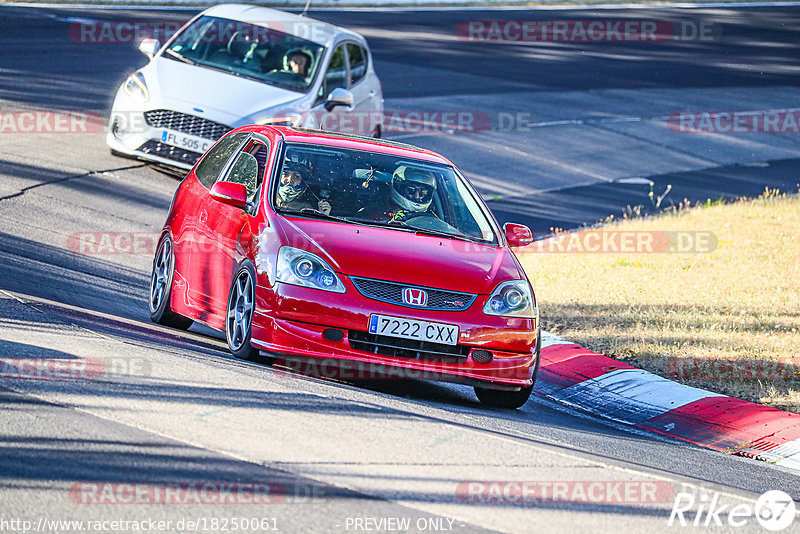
149;235;193;330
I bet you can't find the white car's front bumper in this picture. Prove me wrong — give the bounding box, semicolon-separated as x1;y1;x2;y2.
106;108;231;171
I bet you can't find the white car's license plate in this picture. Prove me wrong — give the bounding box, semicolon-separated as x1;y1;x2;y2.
160;129;213;153
368;314;459;346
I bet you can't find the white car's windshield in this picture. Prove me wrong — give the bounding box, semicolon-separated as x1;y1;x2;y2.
273;143;499;244
164;16;325;93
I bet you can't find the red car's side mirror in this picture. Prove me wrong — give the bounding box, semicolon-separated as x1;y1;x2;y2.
210;181;248;209
504;223;533;247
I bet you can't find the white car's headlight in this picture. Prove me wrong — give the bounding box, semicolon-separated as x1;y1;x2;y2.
123;72;149;102
483;280;537;318
276;246;345;293
256;112;302;127
256;113;302;126
257;118;298;127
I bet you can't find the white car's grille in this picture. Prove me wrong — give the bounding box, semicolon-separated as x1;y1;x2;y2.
144;110;231;140
138;140;201;166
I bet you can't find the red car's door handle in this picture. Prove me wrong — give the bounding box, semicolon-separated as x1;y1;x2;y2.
199;209;208;223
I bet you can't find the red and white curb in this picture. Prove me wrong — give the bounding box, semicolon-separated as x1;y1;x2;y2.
537;332;800;473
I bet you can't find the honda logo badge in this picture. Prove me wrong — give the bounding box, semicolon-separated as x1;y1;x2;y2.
402;287;428;307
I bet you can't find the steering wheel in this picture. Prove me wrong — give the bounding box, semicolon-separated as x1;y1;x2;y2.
264;69;306;85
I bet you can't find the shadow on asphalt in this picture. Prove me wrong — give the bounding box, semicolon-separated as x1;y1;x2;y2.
488;157;800;232
0;387;673;519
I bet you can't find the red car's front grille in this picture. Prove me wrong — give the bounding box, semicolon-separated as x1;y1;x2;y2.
348;330;470;361
350;277;476;311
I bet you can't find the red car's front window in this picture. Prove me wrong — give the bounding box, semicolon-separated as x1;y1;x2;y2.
271;143;499;245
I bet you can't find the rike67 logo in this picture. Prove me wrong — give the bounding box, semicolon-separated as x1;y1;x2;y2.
669;490;796;530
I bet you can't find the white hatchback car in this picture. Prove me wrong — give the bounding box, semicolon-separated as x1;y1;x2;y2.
107;4;384;170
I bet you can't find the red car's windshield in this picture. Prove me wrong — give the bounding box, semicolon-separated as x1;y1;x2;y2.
272;143;499;244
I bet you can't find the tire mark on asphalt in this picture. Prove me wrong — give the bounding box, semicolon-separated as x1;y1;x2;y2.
0;163;146;202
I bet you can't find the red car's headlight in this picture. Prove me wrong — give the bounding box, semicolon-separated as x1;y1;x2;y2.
483;280;537;318
276;246;345;294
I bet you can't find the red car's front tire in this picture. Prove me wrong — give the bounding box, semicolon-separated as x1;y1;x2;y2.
226;262;259;361
474;384;533;409
474;329;540;409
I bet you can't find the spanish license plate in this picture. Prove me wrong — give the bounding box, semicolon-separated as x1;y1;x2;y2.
160;129;214;153
368;314;459;346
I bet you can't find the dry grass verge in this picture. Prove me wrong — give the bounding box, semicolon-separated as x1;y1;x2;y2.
519;190;800;412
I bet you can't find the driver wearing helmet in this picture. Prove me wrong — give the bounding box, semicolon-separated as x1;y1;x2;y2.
386;166;436;221
275;161;331;214
359;166;437;222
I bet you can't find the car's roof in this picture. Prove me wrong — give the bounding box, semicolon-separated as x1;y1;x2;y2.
201;4;362;46
245;125;452;165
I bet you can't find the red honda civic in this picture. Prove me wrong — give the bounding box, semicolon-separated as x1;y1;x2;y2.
149;125;540;408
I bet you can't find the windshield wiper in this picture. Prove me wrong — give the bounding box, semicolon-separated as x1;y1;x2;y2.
278;207;351;223
411;226;488;244
165;48;196;65
357;219;489;245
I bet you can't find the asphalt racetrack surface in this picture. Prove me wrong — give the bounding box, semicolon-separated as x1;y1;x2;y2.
0;5;798;533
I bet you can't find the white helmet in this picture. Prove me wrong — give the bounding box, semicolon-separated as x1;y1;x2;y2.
390;167;436;212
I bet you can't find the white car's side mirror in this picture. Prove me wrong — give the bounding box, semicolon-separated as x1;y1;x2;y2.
325;88;354;112
138;39;161;59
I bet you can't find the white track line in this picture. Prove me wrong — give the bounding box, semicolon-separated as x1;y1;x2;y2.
4;1;800;11
550;368;724;425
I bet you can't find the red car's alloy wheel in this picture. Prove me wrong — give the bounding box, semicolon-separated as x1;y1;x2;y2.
226;263;259;360
149;236;192;330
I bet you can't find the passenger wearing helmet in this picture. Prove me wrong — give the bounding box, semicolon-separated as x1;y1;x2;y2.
275;161;331;214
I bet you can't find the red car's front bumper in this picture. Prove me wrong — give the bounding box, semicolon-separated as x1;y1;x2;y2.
250;279;538;389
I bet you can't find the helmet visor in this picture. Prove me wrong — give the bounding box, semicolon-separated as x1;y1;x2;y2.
398;182;434;203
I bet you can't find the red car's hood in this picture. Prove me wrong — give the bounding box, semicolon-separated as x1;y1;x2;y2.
277;217;522;294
